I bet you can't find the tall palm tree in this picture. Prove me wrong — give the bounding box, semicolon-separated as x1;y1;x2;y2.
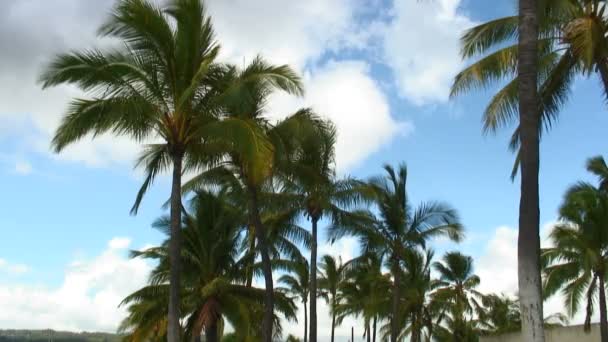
518;0;544;335
542;174;608;341
318;255;347;342
183;68;318;341
39;1;222;339
281;118;367;342
120;190;297;342
451;0;547;339
330;163;464;342
587;155;608;191
279;260;310;342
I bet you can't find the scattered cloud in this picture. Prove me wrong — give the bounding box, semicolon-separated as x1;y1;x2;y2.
381;0;475;105
0;238;152;332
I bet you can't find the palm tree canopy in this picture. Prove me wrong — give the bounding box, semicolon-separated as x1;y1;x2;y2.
542;178;608;327
329;164;464;259
120;190;297;341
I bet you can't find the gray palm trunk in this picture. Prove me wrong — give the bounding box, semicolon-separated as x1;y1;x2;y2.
247;186;275;342
517;0;545;341
168;154;184;342
304;299;308;342
599;275;608;342
309;217;319;342
372;316;377;342
330;301;337;342
391;258;401;342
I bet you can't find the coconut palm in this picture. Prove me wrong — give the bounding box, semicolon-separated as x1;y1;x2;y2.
329;163;464;342
278;260;310;342
120;190;297;342
337;254;391;342
180;58;312;341
387;249;438;342
432;252;484;342
450;0;550;339
280;118;368;342
542;174;608;341
318;255;348;342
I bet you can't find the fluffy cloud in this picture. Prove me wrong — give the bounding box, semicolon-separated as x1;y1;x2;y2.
0;0;403;173
381;0;475;105
0;238;152;332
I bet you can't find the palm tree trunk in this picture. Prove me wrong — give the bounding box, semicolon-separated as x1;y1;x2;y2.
247;186;274;342
246;229;255;288
330;308;336;342
391;258;401;342
372;316;377;342
205;317;218;342
309;217;319;342
168;154;183;342
366;322;371;342
599;275;608;342
304;299;308;342
518;0;545;342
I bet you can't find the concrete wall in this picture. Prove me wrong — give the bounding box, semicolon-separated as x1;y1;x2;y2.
479;324;600;342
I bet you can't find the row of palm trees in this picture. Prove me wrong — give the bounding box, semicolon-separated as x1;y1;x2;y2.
115;155;608;342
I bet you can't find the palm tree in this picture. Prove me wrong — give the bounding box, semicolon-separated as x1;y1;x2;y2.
432;252;484;341
318;255;347;342
330;163;464;342
587;155;608;191
450;0;546;339
542;172;608;341
477;294;522;336
120;190;297;342
337;254;391;342
279;260;310;342
39;1;223;339
183;66;316;341
389;248;438;342
280;118;367;342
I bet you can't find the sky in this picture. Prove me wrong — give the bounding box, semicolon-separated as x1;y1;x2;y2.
0;0;607;340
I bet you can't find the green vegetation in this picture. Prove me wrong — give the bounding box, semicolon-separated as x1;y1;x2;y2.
37;0;608;341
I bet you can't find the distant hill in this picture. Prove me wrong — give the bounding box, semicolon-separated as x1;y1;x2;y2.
0;330;121;342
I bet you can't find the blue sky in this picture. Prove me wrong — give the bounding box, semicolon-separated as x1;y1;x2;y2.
0;0;606;338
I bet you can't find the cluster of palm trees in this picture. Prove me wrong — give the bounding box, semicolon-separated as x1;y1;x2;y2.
38;0;608;340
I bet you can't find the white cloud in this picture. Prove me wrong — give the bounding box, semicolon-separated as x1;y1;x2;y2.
268;60;412;171
381;0;475;105
0;238;152;332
